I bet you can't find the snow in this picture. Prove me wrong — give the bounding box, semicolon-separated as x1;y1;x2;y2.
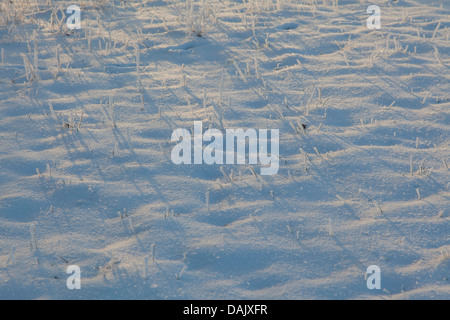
0;0;449;300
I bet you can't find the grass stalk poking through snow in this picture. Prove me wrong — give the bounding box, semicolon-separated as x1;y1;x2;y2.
219;73;224;102
432;21;441;39
152;244;156;262
48;102;57;121
328;219;334;237
30;225;38;251
410;155;414;176
176;265;187;280
33;31;39;81
233;61;247;83
136;45;142;92
22;54;37;83
109;96;116;128
5;247;16;267
434;46;443;65
88;27;92;51
144;257;149;278
56;45;61;73
128;216;134;233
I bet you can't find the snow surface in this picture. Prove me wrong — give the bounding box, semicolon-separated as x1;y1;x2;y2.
0;0;449;300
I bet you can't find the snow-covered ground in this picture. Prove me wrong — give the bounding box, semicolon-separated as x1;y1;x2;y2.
0;0;449;300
